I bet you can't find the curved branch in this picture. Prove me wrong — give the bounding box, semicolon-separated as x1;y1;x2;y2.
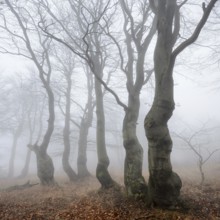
172;0;218;59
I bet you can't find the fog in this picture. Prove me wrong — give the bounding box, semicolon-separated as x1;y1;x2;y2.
0;0;219;188
2;52;220;183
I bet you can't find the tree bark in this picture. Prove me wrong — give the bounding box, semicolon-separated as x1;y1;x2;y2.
34;146;55;186
144;0;181;207
123;94;147;199
144;0;217;206
89;22;117;188
31;87;55;185
77;117;92;178
62;73;78;181
117;1;157;199
77;70;94;178
94;77;115;188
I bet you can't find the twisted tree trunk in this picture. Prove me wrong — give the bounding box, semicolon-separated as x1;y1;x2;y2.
123;94;147;199
145;0;217;207
144;0;182;207
34;147;55;186
30;87;55;186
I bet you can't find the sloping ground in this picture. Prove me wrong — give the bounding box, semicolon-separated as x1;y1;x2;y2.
0;177;219;220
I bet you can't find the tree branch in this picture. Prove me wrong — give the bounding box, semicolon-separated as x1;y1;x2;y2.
172;0;218;59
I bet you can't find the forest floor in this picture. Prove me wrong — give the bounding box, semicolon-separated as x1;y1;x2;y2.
0;176;219;220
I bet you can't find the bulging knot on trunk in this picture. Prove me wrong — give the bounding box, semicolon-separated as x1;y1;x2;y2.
35;150;55;186
126;176;148;201
148;171;182;208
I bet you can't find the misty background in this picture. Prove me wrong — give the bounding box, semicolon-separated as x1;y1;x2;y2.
0;0;219;185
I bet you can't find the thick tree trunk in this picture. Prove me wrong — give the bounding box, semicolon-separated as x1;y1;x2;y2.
94;78;115;188
123;95;147;199
118;3;156;197
62;74;78;181
145;95;182;207
144;1;181;207
34;147;55;185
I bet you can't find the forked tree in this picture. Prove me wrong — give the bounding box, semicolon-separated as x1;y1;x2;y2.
173;125;220;186
110;0;156;199
3;0;56;185
77;64;95;178
38;0;119;188
144;0;218;207
55;47;78;181
19;75;46;179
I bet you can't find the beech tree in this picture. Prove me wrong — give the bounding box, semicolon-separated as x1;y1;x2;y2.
107;0;156;199
3;0;56;185
144;0;218;207
38;0;119;188
55;47;78;181
77;64;95;178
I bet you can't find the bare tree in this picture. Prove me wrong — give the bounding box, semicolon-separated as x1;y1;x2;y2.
173;125;220;186
19;75;46;178
77;64;95;178
55;49;94;180
2;0;56;185
144;0;218;207
104;0;157;199
55;47;78;181
38;0;119;188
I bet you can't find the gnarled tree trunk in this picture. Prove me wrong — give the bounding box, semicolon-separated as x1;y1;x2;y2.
123;94;147;199
30;87;55;185
34;147;55;185
144;0;182;207
145;0;217;207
